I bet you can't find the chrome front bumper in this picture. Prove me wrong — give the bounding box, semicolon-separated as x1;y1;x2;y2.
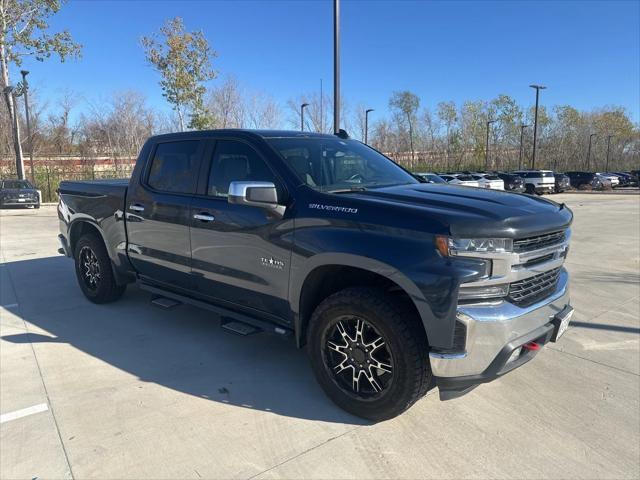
430;268;570;378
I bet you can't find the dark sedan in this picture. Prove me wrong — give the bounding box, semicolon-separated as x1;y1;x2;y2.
496;173;525;192
0;179;40;208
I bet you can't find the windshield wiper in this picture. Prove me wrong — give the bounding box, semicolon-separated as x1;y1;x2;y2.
325;186;367;194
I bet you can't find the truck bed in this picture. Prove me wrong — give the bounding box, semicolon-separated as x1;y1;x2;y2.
59;178;129;197
58;179;130;267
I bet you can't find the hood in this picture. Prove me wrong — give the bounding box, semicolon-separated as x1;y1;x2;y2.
347;183;573;238
1;188;38;195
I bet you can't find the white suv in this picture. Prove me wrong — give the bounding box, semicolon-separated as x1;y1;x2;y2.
512;170;555;194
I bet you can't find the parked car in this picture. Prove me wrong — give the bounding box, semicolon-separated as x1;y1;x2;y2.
0;179;40;208
496;173;526;193
565;171;607;190
415;172;447;184
612;172;633;186
615;172;638;187
554;173;571;193
596;173;619;188
440;174;480;187
57;129;574;421
470;174;504;190
511;170;556;194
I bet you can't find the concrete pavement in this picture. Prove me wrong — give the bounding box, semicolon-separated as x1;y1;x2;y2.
1;194;638;479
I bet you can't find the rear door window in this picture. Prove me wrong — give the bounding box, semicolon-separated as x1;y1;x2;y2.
147;141;201;194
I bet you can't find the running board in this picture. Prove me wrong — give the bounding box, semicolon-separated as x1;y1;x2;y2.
221;318;260;336
139;283;292;337
151;296;181;310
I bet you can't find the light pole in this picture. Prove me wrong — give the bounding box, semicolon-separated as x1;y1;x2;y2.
364;108;374;144
605;134;614;172
485;119;497;170
333;0;340;134
20;70;35;183
518;124;529;170
586;133;597;170
3;86;25;180
300;103;309;131
529;84;546;169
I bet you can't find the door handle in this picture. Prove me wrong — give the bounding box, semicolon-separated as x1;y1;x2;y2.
129;204;145;212
193;213;215;222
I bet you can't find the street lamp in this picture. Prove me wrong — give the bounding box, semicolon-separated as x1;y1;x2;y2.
300;103;309;132
364;108;374;144
518;124;529;170
605;134;614;172
3;86;26;180
485;119;497;170
333;0;340;134
529;84;546;169
20;70;35;183
586;133;597;170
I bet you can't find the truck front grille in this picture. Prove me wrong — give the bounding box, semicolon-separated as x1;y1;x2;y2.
508;267;562;307
513;230;565;253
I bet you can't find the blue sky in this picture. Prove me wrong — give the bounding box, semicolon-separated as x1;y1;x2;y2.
17;0;640;124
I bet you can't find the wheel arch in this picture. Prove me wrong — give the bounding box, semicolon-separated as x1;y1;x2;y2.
68;219;134;286
291;254;430;348
69;219;104;258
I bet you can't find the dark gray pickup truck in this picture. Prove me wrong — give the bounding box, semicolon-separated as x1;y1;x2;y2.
58;129;574;420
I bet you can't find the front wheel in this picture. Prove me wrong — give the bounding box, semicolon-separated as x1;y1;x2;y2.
307;287;432;421
74;234;126;303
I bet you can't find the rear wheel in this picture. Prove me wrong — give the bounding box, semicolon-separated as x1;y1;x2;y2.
307;287;432;421
74;234;126;303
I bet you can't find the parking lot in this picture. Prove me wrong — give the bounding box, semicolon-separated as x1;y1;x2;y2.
1;193;639;479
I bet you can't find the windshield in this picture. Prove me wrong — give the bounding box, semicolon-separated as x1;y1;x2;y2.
2;180;33;189
266;137;418;192
456;175;475;181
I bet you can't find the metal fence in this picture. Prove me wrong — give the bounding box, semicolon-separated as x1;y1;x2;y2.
1;165;134;203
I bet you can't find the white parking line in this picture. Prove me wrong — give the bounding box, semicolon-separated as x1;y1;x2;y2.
0;403;49;424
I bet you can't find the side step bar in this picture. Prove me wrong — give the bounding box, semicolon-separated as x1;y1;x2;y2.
139;283;292;337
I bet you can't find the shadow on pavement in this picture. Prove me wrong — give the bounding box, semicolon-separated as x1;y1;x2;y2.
570;321;640;335
1;255;370;426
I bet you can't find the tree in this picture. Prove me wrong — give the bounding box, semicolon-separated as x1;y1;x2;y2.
208;75;244;128
389;91;420;165
437;101;457;169
142;17;216;131
0;0;81;178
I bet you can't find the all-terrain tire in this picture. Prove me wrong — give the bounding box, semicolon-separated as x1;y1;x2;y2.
307;287;432;421
74;233;126;304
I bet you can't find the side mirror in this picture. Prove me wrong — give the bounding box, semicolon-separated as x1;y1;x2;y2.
228;181;285;215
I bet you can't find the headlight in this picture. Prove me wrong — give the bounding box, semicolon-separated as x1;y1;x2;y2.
436;236;513;256
458;283;509;300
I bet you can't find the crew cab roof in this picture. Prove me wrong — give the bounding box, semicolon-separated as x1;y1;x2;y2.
148;129;340;142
